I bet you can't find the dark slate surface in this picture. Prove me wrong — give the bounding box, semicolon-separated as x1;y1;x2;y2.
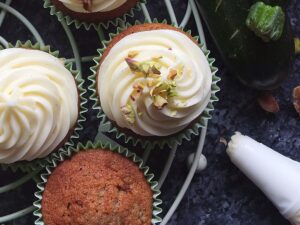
0;0;299;225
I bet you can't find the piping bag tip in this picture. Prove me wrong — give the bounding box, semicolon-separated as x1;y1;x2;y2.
226;132;300;225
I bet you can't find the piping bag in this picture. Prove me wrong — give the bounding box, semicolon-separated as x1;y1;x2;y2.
227;132;300;225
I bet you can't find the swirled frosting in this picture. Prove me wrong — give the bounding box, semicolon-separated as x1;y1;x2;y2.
58;0;126;13
0;48;78;164
98;29;212;136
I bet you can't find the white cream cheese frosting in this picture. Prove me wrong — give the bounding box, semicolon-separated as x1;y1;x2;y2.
58;0;126;13
98;29;212;137
0;48;78;164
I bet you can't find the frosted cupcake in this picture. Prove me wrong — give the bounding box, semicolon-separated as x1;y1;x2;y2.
91;23;219;148
48;0;141;24
0;44;83;165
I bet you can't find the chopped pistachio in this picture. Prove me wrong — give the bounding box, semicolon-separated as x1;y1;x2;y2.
121;104;135;124
152;55;163;61
140;62;151;75
150;80;178;105
148;73;161;79
130;94;139;101
133;83;145;90
150;64;161;75
168;69;178;80
147;80;154;87
153;95;168;110
168;89;178;97
125;58;140;72
150;81;163;97
125;58;162;77
128;51;139;58
130;83;144;101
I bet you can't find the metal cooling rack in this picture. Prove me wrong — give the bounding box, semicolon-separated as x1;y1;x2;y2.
0;0;210;224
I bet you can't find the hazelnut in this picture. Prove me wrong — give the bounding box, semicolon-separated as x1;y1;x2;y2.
293;86;300;115
257;92;280;113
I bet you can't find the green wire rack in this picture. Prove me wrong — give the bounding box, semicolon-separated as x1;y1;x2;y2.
0;0;210;224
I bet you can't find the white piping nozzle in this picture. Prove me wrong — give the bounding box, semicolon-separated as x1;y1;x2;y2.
227;132;300;225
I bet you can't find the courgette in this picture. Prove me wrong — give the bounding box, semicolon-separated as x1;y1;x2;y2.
196;0;295;90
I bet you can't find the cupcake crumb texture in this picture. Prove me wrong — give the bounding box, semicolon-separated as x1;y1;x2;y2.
42;149;153;225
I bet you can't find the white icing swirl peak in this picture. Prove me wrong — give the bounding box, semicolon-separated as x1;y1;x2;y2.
0;48;78;164
98;29;212;137
58;0;126;13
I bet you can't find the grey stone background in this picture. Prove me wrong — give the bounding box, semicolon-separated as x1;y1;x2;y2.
0;0;299;225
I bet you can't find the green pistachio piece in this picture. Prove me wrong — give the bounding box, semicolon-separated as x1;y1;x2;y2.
152;55;163;61
150;81;163;97
128;51;139;58
139;62;151;75
130;83;144;101
125;58;141;73
121;104;135;124
150;65;161;75
153;95;168;110
168;88;178;98
150;81;178;99
168;69;178;80
125;58;162;77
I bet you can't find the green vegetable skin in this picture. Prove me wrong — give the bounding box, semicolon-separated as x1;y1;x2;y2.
196;0;295;90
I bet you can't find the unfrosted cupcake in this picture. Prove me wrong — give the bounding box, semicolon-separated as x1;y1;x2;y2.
35;143;162;225
49;0;140;23
95;23;214;138
0;46;80;164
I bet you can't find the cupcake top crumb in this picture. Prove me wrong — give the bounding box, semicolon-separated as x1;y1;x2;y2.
42;149;153;225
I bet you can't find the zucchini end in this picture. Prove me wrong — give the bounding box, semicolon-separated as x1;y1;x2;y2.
246;1;285;42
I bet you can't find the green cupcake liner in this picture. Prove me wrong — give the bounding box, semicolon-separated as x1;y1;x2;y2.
88;20;221;149
33;140;163;224
43;0;147;30
0;40;88;173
